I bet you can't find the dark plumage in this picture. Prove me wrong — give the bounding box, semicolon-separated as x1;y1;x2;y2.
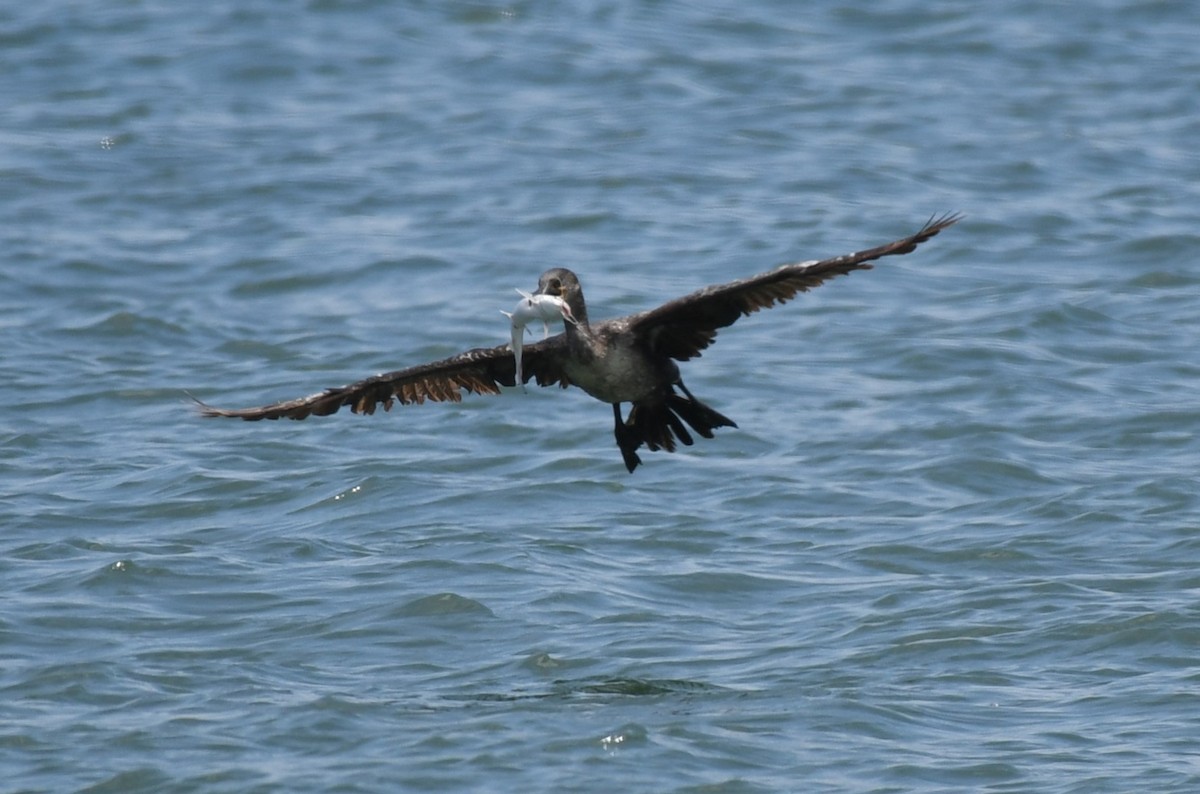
196;213;960;471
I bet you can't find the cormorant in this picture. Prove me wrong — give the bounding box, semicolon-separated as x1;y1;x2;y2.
196;214;959;472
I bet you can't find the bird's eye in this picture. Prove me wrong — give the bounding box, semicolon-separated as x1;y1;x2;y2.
549;278;561;291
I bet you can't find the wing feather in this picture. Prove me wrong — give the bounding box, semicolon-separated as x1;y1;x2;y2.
630;213;961;361
195;337;569;421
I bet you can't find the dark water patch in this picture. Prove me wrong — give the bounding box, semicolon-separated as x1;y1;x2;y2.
394;592;495;619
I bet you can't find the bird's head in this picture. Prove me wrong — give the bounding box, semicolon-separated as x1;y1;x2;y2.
535;268;587;324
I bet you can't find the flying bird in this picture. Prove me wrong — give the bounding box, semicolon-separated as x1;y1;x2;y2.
196;214;960;472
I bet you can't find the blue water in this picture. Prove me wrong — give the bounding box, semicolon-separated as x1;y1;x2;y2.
4;2;1200;791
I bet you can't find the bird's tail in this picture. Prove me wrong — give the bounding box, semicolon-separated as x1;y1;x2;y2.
618;382;737;472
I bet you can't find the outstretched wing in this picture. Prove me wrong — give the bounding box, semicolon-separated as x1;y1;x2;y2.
195;336;569;421
629;213;961;361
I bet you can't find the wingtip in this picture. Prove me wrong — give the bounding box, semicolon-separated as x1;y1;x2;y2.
185;390;243;418
185;391;221;418
924;211;964;233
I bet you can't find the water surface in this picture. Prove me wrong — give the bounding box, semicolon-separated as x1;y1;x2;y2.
3;2;1200;791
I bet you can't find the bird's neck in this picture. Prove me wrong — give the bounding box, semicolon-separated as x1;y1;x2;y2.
564;296;590;330
562;298;597;355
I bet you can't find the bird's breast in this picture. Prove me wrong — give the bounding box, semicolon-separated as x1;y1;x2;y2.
564;333;664;404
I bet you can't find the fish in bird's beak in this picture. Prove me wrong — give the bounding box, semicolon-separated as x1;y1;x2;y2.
500;289;576;389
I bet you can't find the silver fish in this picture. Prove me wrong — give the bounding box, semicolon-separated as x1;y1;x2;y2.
501;289;575;388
